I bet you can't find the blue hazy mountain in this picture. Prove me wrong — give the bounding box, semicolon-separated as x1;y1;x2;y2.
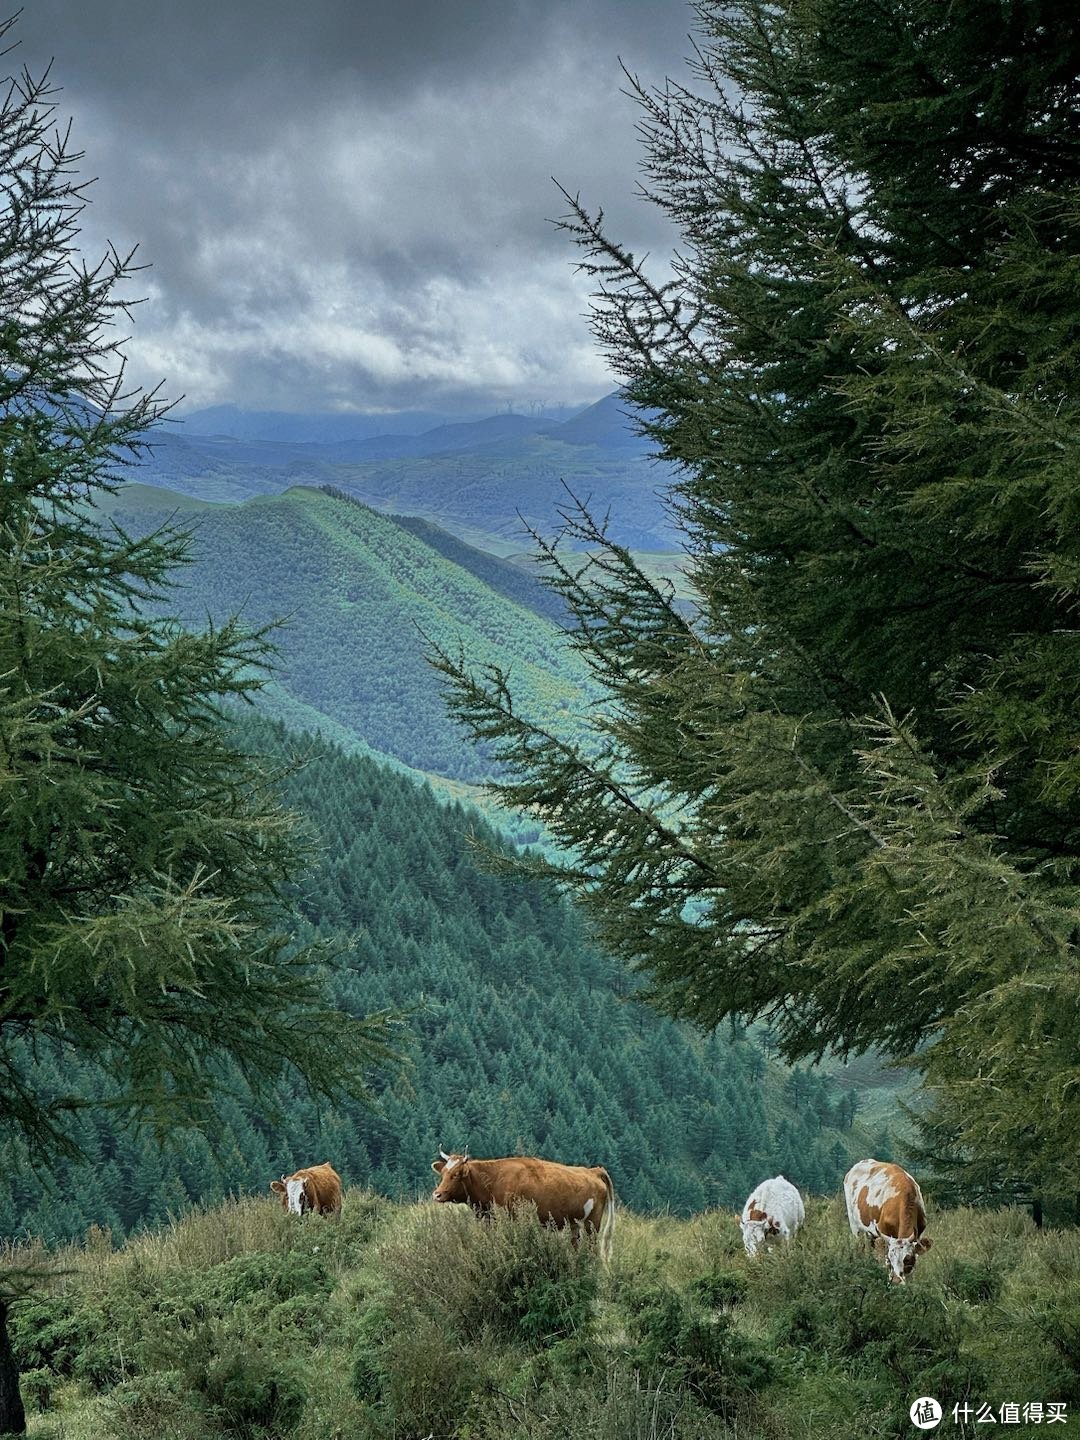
138;392;679;549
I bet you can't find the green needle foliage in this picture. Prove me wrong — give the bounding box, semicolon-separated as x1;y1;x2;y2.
434;0;1080;1209
0;37;394;1165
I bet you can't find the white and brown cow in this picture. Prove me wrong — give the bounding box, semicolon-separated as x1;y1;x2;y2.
844;1158;931;1283
740;1175;804;1257
270;1161;342;1218
431;1150;616;1261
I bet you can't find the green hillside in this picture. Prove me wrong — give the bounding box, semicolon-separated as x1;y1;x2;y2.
95;483;592;786
1;720;886;1244
13;1191;1077;1440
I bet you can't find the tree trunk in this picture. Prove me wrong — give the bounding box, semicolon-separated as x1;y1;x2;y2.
0;1303;25;1434
1032;1197;1044;1230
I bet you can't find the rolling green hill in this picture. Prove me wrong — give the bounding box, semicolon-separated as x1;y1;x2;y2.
96;483;592;788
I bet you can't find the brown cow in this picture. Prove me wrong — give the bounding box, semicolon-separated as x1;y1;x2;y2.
844;1158;931;1283
431;1150;615;1261
270;1161;342;1218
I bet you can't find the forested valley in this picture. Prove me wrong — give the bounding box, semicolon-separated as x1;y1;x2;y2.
0;719;882;1244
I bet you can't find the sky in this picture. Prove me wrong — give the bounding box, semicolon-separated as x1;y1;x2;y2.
14;0;696;418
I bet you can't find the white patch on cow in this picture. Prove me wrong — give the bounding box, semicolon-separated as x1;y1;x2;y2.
443;1155;462;1172
582;1197;594;1220
285;1177;307;1215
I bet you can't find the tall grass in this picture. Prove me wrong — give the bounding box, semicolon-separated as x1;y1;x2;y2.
13;1187;1078;1440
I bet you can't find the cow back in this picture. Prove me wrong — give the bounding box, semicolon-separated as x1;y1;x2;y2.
845;1159;925;1240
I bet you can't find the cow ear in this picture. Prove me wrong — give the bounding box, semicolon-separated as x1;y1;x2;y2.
916;1236;932;1253
432;1160;445;1173
270;1181;285;1194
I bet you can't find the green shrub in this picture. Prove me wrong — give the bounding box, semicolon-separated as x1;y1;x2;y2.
19;1366;53;1413
195;1249;332;1311
1025;1290;1080;1402
627;1282;775;1418
773;1253;983;1400
505;1366;724;1440
349;1303;395;1403
103;1371;211;1440
10;1294;122;1391
690;1269;747;1310
377;1317;491;1440
200;1340;308;1438
942;1258;1004;1306
380;1204;599;1351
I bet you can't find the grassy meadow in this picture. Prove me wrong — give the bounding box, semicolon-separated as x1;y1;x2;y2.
12;1186;1078;1440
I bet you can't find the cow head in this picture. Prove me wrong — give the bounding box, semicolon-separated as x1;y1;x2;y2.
431;1149;469;1203
270;1174;310;1215
885;1233;932;1282
740;1216;776;1258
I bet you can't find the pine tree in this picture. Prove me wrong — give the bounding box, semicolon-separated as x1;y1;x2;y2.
434;0;1080;1207
0;34;393;1428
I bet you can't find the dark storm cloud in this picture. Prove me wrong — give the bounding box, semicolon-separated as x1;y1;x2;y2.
13;0;695;413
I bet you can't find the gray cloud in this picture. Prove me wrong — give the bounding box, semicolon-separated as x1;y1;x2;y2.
13;0;695;414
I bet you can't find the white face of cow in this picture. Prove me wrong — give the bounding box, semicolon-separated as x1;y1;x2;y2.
285;1177;308;1215
886;1236;917;1282
741;1219;769;1258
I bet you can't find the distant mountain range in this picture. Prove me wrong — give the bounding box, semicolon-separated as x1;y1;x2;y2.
139;392;679;551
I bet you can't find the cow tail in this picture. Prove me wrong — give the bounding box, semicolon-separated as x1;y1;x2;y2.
597;1168;616;1264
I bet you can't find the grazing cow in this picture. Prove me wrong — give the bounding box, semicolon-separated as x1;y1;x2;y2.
431;1150;616;1261
740;1175;805;1257
270;1161;342;1218
844;1158;931;1283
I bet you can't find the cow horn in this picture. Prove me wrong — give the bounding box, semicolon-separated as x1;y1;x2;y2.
281;1173;287;1182
439;1148;451;1161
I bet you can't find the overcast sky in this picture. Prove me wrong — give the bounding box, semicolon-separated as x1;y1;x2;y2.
14;1;696;417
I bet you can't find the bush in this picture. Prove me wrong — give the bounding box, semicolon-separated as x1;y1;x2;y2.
10;1294;121;1391
1026;1290;1080;1402
379;1203;600;1350
942;1258;1004;1306
506;1366;725;1440
348;1303;395;1403
377;1317;492;1439
195;1249;333;1312
690;1269;747;1311
19;1366;52;1413
103;1371;211;1440
200;1340;308;1438
626;1282;775;1418
773;1253;983;1400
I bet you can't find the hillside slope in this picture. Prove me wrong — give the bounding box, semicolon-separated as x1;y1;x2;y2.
96;483;590;785
0;720;882;1243
13;1190;1074;1440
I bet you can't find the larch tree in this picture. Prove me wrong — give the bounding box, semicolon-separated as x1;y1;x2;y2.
434;0;1080;1213
0;34;393;1431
